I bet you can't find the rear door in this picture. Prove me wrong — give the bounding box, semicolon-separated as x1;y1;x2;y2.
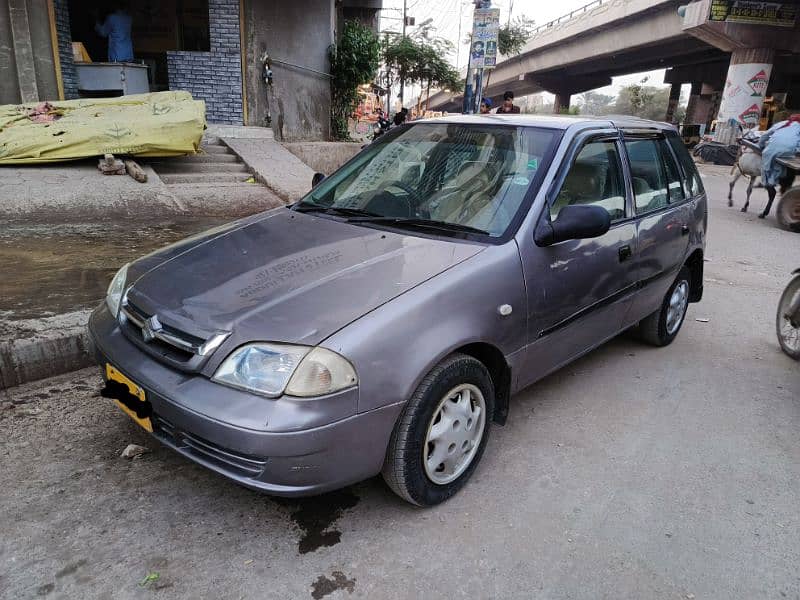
518;130;638;387
622;132;693;324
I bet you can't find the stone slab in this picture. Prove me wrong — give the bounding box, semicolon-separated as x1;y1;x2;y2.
223;137;314;203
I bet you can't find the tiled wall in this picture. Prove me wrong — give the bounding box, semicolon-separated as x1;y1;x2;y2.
167;0;243;124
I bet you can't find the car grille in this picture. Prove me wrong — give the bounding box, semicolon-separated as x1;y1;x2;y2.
118;296;229;368
152;414;268;477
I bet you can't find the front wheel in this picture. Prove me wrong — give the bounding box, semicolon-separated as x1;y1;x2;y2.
382;354;494;506
776;274;800;360
639;267;692;347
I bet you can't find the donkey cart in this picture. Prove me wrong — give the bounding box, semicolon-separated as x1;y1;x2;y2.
775;155;800;231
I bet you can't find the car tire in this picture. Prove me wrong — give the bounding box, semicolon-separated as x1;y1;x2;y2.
639;267;692;347
382;353;494;506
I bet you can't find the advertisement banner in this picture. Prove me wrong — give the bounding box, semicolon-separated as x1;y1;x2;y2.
709;1;797;27
717;62;773;128
472;8;500;70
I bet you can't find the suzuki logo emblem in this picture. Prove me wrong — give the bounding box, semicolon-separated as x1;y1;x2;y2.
142;315;162;343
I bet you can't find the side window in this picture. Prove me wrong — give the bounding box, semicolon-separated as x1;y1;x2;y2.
667;135;705;197
625;138;669;214
658;139;686;203
550;140;626;222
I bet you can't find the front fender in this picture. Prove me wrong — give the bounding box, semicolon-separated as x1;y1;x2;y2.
321;243;527;414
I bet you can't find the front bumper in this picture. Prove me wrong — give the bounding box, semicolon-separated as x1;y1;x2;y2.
89;306;403;496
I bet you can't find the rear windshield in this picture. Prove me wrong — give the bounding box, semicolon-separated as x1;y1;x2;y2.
297;123;559;238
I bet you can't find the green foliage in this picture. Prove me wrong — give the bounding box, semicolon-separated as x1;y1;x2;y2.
614;77;685;121
329;20;380;140
382;23;462;105
498;16;535;56
560;105;581;115
578;91;615;116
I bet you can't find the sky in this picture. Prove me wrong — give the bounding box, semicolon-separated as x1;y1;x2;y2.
380;0;672;104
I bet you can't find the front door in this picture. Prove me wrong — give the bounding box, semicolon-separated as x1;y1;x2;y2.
518;132;638;388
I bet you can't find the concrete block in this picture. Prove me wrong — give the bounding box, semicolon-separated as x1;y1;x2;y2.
0;310;94;389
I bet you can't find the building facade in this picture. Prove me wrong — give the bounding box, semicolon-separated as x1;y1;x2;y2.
1;0;382;141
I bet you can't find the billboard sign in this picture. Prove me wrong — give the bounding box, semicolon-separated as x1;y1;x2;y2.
472;8;500;69
709;1;798;27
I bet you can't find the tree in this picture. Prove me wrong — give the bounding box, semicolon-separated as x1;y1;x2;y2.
613;78;685;122
498;15;535;56
382;22;461;113
578;91;615;116
329;21;380;140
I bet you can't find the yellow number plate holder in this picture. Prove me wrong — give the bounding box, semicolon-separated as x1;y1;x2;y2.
106;364;153;432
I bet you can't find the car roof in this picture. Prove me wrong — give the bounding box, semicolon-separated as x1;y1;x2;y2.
416;113;675;132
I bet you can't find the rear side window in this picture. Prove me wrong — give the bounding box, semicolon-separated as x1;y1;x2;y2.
667;135;704;197
625;138;669;214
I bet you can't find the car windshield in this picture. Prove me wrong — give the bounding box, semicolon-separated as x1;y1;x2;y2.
294;123;559;238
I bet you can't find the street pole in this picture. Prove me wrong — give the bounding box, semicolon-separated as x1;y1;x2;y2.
400;0;407;108
463;34;474;114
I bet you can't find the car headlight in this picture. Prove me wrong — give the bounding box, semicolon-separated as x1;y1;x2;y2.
212;343;358;398
106;263;129;317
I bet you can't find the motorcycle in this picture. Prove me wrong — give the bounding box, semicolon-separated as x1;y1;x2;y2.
776;269;800;359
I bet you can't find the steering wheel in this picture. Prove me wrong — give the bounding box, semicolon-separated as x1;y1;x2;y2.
384;179;424;208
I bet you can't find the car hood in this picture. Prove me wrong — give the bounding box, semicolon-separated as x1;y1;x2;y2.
125;209;484;346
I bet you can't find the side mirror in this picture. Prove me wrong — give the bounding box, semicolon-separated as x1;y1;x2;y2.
312;172;325;187
534;204;611;246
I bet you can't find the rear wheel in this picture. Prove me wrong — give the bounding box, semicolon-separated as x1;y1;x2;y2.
776;187;800;232
639;267;691;347
776;275;800;360
382;354;494;506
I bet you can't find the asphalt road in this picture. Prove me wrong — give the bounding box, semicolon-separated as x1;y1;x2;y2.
1;165;798;600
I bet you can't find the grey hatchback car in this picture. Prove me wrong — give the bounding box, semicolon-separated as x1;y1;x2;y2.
90;115;706;506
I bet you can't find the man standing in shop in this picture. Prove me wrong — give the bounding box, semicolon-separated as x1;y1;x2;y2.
95;3;134;63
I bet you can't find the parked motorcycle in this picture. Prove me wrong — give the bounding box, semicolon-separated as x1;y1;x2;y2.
777;269;800;359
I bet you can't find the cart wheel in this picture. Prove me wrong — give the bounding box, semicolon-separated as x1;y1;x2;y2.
776;187;800;232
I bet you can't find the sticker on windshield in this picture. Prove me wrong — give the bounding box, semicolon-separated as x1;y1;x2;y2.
527;157;539;171
512;176;530;186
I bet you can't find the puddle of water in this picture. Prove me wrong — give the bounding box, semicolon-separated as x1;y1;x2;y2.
0;217;229;320
311;571;356;600
273;489;360;554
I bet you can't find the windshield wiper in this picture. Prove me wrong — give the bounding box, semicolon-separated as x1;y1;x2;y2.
293;204;379;218
345;216;490;236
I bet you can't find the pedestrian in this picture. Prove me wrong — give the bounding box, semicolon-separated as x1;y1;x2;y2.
95;2;134;63
393;107;409;127
495;91;521;114
480;98;493;114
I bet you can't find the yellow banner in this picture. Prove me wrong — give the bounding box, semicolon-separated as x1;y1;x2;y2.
0;91;205;164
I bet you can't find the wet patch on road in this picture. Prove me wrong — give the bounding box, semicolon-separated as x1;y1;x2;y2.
274;490;359;554
0;217;227;320
310;571;356;599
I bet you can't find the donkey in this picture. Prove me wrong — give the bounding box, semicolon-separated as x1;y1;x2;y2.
728;138;762;213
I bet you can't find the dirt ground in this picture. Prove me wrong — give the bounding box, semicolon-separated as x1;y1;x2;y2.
0;166;798;599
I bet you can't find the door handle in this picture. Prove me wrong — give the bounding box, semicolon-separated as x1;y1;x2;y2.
618;245;632;262
681;224;690;236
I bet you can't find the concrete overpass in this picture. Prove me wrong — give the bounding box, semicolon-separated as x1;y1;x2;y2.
428;0;800;137
429;0;719;112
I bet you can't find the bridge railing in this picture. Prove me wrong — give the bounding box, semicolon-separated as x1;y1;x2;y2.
528;0;605;38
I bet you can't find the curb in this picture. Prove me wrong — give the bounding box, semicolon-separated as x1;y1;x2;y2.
0;311;95;390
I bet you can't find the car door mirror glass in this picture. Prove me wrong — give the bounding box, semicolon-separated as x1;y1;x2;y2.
535;204;611;246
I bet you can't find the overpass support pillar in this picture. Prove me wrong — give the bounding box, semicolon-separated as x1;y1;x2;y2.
553;92;571;114
665;83;682;124
714;47;774;144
